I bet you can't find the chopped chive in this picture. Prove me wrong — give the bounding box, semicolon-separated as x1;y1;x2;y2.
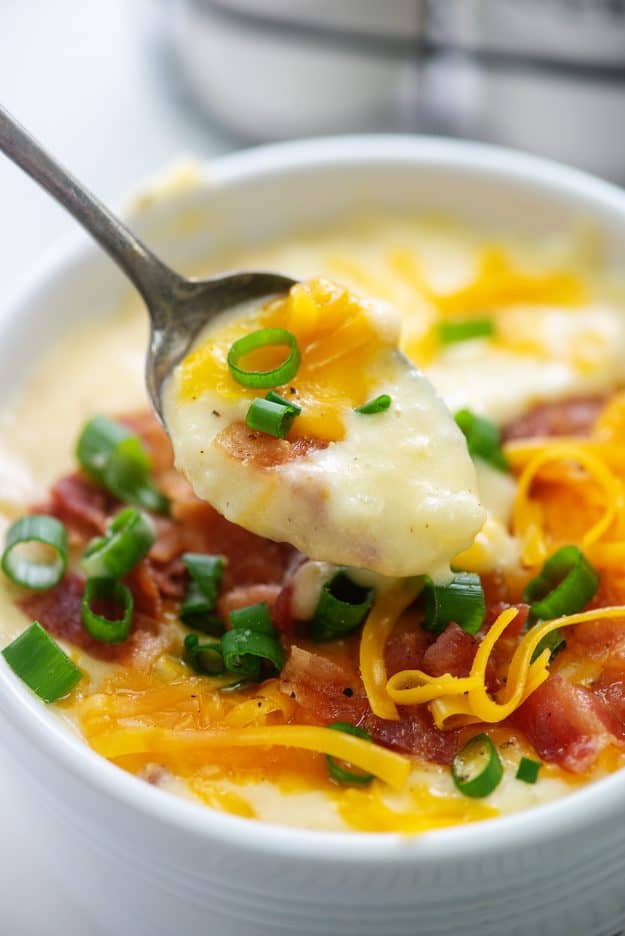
227;328;300;389
422;572;485;636
452;733;503;798
1;514;68;591
438;318;494;345
326;722;374;786
76;415;169;515
184;633;224;675
245;397;298;439
229;601;274;634
354;394;392;415
310;571;375;641
81;577;133;644
265;390;301;415
523;545;599;622
454;408;509;473
516;756;541;784
81;507;155;579
2;621;82;702
220;628;284;680
180;553;225;634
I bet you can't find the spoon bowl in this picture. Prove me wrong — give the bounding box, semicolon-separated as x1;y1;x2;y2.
0;105;296;420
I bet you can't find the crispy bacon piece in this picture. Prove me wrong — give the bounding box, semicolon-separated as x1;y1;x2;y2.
117;411;174;475
124;560;163;620
502;395;607;442
45;473;115;537
171;499;296;591
423;623;477;678
384;629;428;677
215;422;328;468
19;573;172;665
365;709;460;765
513;674;619;773
217;584;282;622
280;646;368;725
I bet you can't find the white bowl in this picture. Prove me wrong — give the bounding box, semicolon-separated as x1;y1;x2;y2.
2;137;625;936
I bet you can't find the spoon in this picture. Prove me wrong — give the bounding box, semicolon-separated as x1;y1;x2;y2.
0;105;295;421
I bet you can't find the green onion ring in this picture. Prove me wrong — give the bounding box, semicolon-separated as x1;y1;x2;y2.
81;507;155;579
310;571;375;641
452;733;503;798
81;577;134;644
220;627;284;680
2;621;82;703
229;601;275;634
76;415;169;515
184;633;224;675
438;318;494;345
326;722;375;786
523;545;599;622
245;397;298;439
180;553;225;634
2;515;68;591
422;572;485;636
454;408;509;473
227;328;300;389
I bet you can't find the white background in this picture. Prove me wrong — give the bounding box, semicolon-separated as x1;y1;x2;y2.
0;2;232;932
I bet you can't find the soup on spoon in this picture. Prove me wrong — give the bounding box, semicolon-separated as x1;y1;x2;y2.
163;277;485;579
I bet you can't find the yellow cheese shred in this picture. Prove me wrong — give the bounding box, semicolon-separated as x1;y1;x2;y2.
386;605;625;732
510;441;624;567
359;580;422;721
89;724;411;791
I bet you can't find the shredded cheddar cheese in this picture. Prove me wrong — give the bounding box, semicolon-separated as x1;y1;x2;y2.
359;580;422;720
384;606;625;732
89;724;411;791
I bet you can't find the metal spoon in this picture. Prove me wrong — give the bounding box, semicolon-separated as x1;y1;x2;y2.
0;105;295;421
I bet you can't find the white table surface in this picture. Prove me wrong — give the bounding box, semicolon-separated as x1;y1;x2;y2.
0;2;233;932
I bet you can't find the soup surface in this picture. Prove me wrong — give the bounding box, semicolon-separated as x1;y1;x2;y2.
3;214;625;833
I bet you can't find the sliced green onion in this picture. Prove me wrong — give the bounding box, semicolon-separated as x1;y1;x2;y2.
265;390;302;415
326;722;374;786
81;507;155;579
220;628;284;680
245;397;298;439
531;628;567;663
2;515;68;591
452;733;503;798
229;601;275;634
310;572;375;641
2;621;82;703
180;553;225;634
454;408;509;473
422;572;485;636
184;633;224;675
354;394;392;415
523;545;599;622
227;328;300;389
81;577;133;644
76;415;169;515
516;756;541;784
438;318;494;345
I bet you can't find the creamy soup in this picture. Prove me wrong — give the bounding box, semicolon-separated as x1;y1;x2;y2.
2;214;625;833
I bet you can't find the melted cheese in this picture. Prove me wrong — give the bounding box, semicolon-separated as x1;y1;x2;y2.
165;278;484;579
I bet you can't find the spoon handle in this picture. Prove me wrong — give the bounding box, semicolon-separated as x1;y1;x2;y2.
0;104;183;316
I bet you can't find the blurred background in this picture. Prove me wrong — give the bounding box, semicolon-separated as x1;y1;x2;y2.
2;0;624;297
0;2;623;932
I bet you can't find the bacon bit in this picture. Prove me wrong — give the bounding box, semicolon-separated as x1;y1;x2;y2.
384;629;428;678
172;499;296;590
45;473;115;537
365;708;460;765
594;669;625;740
483;602;529;640
280;646;368;724
217;584;282;622
125;560;162;619
423;623;478;678
215;422;327;468
151;556;187;600
502;395;607;442
149;517;187;564
271;582;295;635
513;674;619;773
